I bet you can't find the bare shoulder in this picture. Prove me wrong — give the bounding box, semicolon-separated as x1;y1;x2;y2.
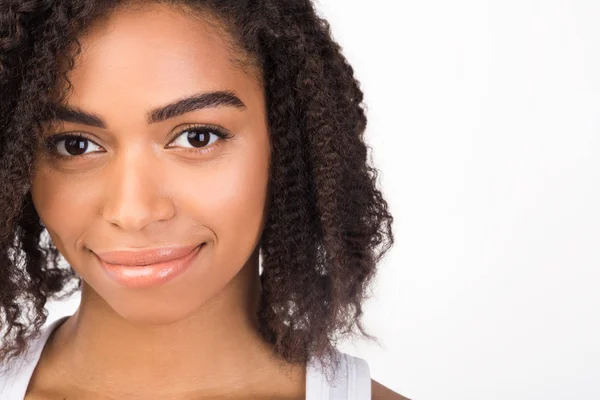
371;378;411;400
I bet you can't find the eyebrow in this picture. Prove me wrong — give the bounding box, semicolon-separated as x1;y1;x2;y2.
51;90;247;129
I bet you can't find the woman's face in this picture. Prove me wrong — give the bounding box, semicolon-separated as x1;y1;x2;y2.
30;4;271;324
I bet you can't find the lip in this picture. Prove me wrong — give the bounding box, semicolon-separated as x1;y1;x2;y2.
95;244;201;266
94;243;205;289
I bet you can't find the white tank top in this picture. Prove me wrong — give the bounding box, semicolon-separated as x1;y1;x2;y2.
0;316;371;399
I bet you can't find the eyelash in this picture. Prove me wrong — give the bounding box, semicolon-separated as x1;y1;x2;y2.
44;124;233;161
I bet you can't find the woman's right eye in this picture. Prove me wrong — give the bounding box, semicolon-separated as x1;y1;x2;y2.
45;134;104;159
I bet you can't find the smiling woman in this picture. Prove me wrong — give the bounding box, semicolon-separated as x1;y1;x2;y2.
0;1;405;399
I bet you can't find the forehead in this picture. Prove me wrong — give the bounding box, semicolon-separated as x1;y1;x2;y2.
62;3;260;116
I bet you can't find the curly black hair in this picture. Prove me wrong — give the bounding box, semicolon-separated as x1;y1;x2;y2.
0;0;394;381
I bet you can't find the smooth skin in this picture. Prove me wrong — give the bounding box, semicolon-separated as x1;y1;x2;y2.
27;3;407;399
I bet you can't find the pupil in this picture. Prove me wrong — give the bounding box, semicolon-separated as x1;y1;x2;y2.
65;138;87;155
188;130;209;147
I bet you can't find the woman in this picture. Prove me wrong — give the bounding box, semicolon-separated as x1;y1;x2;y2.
0;0;407;398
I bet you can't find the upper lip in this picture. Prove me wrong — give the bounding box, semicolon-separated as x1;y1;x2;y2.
94;244;202;266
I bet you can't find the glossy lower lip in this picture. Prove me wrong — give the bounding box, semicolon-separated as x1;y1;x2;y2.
96;243;204;289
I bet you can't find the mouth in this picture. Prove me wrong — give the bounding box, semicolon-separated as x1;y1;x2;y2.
94;243;204;266
95;243;206;289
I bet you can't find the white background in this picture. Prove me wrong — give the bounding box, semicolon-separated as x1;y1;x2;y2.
44;1;600;399
315;0;600;399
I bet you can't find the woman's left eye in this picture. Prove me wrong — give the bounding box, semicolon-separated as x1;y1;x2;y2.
168;125;231;150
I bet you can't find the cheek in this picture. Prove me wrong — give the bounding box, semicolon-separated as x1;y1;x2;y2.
178;142;270;263
30;166;96;256
31;169;91;236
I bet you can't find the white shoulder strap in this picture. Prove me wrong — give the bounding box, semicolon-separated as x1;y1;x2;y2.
305;349;371;400
345;353;372;400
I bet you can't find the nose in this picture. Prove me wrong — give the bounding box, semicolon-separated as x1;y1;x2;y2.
101;147;175;231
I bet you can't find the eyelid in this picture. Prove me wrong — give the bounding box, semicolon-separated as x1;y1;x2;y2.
166;123;233;146
45;132;101;152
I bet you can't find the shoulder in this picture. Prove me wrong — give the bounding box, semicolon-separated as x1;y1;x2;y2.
371;378;411;400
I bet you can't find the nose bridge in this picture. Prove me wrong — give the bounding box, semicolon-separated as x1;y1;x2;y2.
102;144;174;230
